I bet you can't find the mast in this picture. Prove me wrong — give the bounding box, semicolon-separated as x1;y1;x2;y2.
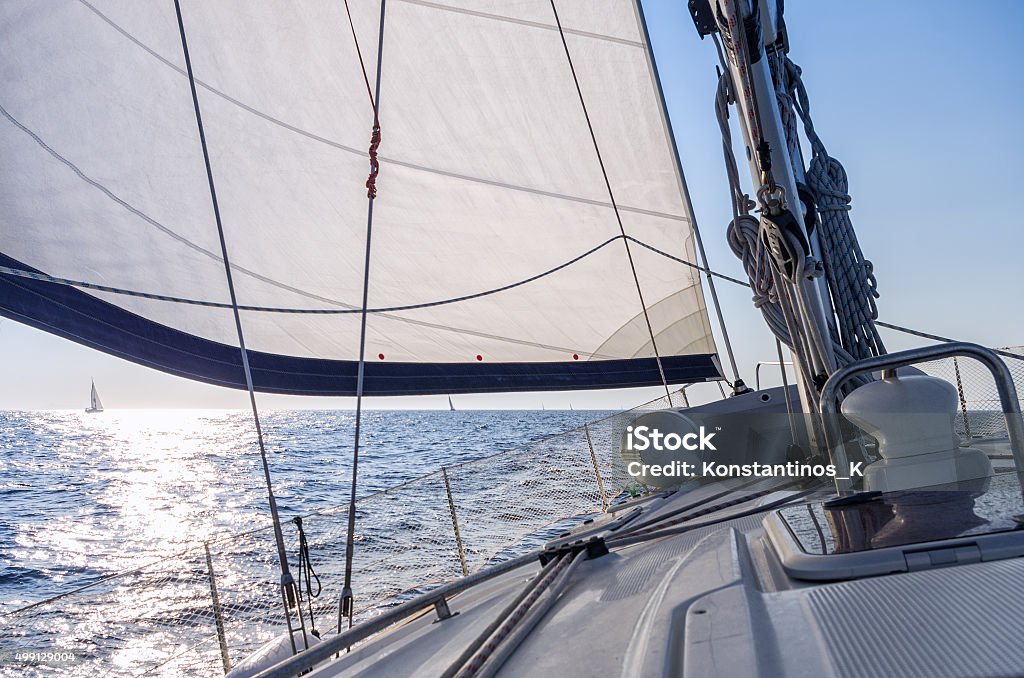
691;0;885;453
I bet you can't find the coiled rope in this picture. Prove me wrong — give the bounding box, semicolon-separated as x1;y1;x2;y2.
772;53;884;361
713;63;828;393
712;35;882;395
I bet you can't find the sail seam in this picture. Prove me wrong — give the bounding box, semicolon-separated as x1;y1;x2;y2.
395;0;644;47
69;0;675;219
0;102;690;309
0;103;223;263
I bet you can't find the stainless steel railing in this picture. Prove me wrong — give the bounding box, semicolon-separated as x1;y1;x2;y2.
819;342;1024;496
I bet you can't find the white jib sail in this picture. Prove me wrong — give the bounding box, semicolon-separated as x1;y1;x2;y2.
0;0;718;395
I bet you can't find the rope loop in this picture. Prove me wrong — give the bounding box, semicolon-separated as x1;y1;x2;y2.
292;516;322;636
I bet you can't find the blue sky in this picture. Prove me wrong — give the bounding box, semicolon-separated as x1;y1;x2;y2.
2;0;1022;409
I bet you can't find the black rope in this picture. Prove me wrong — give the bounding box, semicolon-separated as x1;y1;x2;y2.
0;235;746;314
292;517;322;637
12;252;1014;369
548;0;673;404
624;237;750;286
171;0;299;652
340;0;388;632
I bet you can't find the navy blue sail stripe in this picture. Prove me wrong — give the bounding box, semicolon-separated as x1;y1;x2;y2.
0;254;722;396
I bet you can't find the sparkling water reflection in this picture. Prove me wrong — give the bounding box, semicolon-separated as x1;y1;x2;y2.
0;409;600;613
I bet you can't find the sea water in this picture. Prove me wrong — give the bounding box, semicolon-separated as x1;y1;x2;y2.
0;409;600;613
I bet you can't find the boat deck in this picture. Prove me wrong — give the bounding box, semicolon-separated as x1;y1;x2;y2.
298;467;1024;678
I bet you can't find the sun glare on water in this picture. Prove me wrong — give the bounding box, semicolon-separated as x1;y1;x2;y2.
10;410;266;587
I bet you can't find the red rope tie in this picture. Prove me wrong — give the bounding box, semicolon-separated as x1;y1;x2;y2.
365;122;381;199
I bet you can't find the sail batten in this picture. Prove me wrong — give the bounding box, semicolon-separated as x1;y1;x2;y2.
1;0;721;395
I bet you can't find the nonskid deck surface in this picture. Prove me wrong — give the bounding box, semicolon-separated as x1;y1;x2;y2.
301;477;1024;678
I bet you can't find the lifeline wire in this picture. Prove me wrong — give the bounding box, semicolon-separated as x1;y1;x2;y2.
170;0;299;650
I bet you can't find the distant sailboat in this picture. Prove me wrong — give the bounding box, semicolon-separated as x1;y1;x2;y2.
447;395;455;412
85;380;103;413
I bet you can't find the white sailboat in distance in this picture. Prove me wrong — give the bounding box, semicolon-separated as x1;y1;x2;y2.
85;380;103;414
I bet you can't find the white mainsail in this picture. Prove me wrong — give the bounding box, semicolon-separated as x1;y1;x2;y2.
0;0;718;395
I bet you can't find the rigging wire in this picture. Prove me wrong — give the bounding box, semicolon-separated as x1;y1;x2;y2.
610;489;817;548
777;337;800;447
547;0;674;405
634;0;745;392
616;482;799;540
450;483;814;677
342;0;378;110
470;551;584;678
170;0;303;653
342;0;383;200
620;477;774;534
443;552;577;678
339;0;388;632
